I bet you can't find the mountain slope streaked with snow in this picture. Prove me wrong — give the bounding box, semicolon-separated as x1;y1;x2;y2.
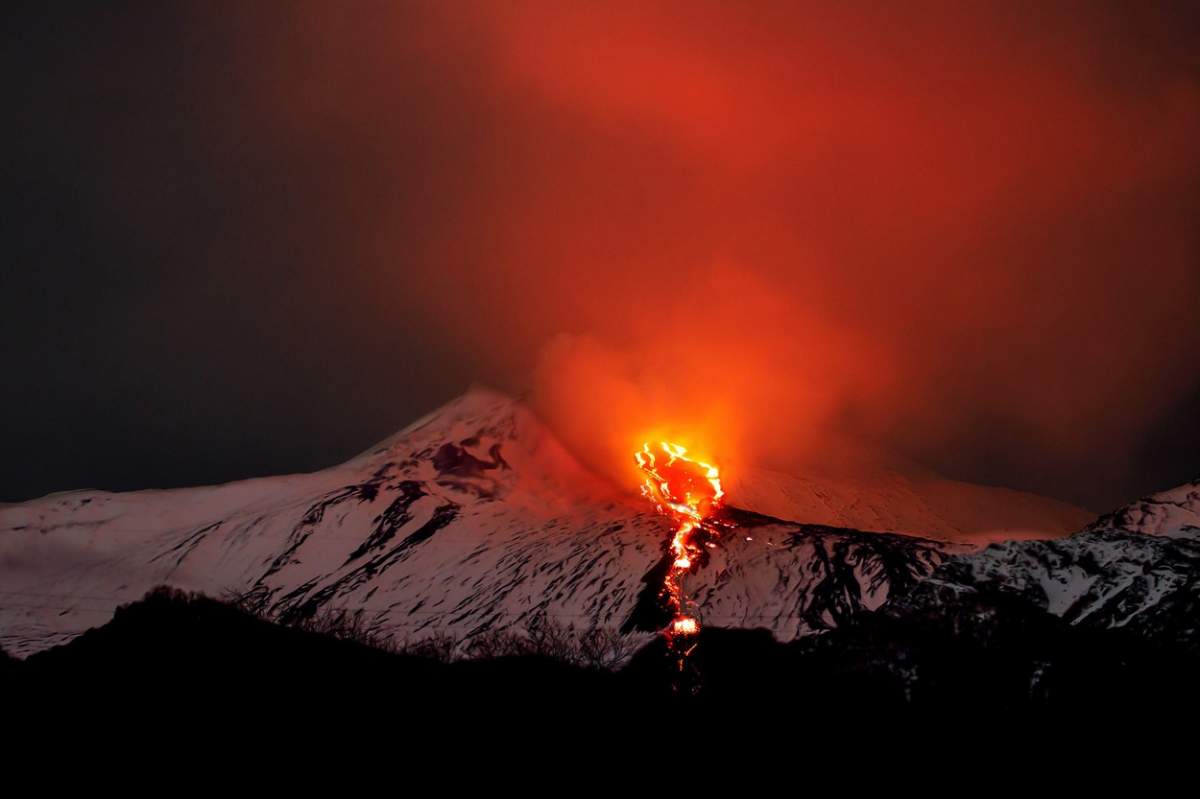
894;480;1200;645
1;389;1195;659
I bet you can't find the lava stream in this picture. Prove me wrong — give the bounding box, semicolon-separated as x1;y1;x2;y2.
633;441;726;653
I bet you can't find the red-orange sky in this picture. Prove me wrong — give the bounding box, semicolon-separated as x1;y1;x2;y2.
3;1;1199;508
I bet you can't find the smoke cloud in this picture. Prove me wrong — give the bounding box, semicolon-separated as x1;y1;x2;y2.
6;2;1198;508
247;1;1200;508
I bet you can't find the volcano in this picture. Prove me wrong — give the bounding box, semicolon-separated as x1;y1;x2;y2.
1;389;1193;660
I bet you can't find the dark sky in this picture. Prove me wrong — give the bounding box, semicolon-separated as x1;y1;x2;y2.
3;1;1199;511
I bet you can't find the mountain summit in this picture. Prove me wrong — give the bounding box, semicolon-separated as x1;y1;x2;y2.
0;389;1186;659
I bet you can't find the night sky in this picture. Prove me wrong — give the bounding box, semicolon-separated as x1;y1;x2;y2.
3;2;1198;511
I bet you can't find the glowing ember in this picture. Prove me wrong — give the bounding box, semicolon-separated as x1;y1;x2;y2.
633;441;726;652
672;617;699;636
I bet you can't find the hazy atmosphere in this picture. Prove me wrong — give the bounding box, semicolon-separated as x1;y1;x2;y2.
4;1;1199;510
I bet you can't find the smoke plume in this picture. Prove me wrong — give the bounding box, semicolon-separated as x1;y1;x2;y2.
10;2;1197;508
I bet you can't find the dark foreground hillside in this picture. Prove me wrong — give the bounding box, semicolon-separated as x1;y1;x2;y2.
4;587;1198;727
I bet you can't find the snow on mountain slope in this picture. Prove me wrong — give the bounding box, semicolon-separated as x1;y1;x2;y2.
900;483;1200;642
2;388;1191;661
1080;479;1200;538
0;389;955;657
726;465;1091;542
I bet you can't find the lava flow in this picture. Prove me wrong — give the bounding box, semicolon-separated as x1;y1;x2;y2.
634;441;726;653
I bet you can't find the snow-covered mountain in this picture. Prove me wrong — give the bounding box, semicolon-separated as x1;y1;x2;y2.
1080;480;1200;538
0;389;960;656
894;480;1200;645
0;388;1194;659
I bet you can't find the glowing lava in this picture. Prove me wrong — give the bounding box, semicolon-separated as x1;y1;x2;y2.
634;441;725;650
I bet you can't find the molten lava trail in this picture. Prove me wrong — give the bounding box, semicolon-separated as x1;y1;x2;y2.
633;442;727;682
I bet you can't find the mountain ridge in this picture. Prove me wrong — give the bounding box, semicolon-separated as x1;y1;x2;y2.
1;389;1193;660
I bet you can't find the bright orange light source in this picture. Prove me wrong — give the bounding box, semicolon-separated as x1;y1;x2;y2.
672;616;699;636
633;441;725;645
